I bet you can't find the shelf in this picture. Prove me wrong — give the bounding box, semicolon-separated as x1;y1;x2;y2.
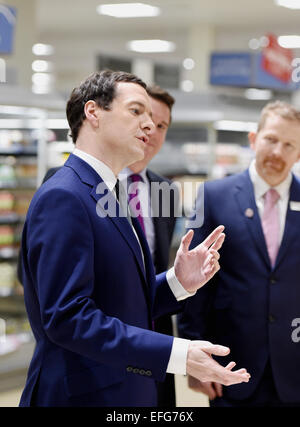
0;247;19;260
0;179;37;190
0;148;37;156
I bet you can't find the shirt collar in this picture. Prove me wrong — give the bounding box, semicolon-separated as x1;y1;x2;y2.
119;167;148;183
73;148;117;191
249;160;292;200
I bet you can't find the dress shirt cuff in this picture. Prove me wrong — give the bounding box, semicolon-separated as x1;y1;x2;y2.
166;267;196;301
166;337;191;376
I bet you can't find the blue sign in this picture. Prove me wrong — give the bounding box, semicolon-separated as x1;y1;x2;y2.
210;53;252;87
210;51;300;92
0;5;17;54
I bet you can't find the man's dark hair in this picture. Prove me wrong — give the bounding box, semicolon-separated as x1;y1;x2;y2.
146;84;175;123
66;69;147;143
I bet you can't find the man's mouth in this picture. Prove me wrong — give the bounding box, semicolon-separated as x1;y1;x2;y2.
264;158;285;172
137;135;149;145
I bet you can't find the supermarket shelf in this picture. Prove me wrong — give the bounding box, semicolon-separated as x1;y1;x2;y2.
0;295;26;316
0;148;37;156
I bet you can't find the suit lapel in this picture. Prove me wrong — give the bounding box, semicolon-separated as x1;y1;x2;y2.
65;154;147;281
275;176;300;268
234;170;270;267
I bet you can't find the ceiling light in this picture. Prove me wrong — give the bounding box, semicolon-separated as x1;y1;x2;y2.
97;3;160;18
278;35;300;48
275;0;300;9
32;43;54;56
248;38;260;50
214;120;257;132
181;80;194;92
32;73;54;86
183;58;195;70
32;60;53;73
244;88;273;100
127;39;175;53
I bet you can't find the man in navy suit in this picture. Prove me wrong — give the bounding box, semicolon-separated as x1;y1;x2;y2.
19;70;250;407
178;101;300;407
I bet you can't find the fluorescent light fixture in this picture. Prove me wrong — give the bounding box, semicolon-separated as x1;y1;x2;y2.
275;0;300;9
97;3;160;18
214;120;257;132
32;43;54;56
278;35;300;48
127;39;175;53
244;88;273;100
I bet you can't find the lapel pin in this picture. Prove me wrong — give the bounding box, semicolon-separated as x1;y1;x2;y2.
245;208;254;218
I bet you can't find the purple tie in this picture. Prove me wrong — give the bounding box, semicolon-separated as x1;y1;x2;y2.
262;188;280;267
128;174;146;234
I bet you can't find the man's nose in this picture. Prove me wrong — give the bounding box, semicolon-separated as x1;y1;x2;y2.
272;142;284;156
142;115;155;136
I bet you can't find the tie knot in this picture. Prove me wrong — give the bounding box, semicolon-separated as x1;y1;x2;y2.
264;188;280;205
130;174;143;183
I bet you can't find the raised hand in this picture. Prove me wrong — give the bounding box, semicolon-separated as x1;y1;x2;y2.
174;225;225;294
187;341;251;386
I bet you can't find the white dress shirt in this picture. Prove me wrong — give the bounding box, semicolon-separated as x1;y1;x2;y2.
249;160;292;244
73;149;191;375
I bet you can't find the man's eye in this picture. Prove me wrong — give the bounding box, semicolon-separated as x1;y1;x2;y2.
131;108;140;115
266;136;276;143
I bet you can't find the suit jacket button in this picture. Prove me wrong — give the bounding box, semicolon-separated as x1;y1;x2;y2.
133;368;139;374
270;278;277;284
145;370;152;377
126;366;133;372
140;369;145;376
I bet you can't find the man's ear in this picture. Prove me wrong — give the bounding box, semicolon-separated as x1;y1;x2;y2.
248;132;257;150
84;100;100;128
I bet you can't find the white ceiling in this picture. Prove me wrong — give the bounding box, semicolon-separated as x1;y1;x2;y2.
37;0;300;35
33;0;300;94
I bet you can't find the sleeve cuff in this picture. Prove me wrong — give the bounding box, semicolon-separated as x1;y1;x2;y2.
166;267;196;301
166;337;191;376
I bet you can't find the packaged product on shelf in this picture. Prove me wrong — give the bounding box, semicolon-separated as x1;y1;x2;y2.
0;262;15;296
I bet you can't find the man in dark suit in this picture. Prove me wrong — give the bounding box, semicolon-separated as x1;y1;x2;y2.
178;101;300;407
19;70;250;407
122;85;178;406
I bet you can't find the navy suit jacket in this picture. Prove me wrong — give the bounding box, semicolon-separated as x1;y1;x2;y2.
19;154;181;407
178;170;300;402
